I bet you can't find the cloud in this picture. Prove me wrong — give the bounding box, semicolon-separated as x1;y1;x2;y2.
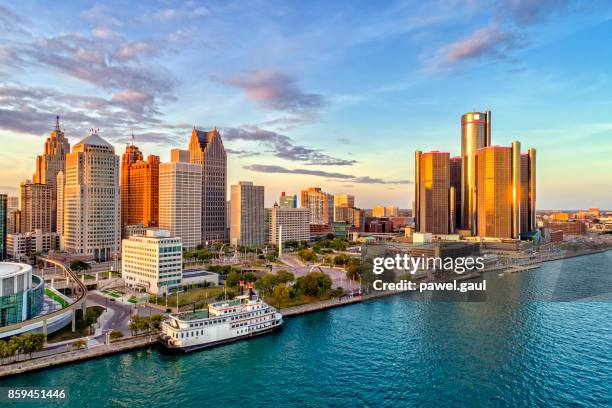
244;164;411;185
148;4;210;22
222;126;356;166
217;70;325;114
500;0;574;26
438;25;524;66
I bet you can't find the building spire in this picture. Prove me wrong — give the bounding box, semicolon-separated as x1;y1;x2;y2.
131;129;135;146
55;115;60;131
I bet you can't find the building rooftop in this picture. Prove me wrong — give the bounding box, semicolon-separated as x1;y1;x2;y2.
182;269;217;278
75;132;113;148
0;262;32;278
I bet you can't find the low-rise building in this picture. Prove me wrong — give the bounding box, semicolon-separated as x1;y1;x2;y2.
6;230;60;261
181;269;219;289
122;229;182;295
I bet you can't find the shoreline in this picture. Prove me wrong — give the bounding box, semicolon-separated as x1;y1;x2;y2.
1;247;608;379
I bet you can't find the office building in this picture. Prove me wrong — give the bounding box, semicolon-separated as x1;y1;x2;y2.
170;148;190;163
267;204;310;245
372;205;386;218
231;182;265;247
189;128;227;243
279;192;297;208
62;132;120;261
32;116;71;232
19;181;52;233
461;111;491;233
122;229;182;295
7;209;21;235
158;162;202;249
386;206;399;217
334;194;355;209
120;142;160;236
301;187;334;225
0;263;44;326
449;156;462;229
334;206;365;231
414;151;451;234
0;195;6;260
6;196;18;213
6;230;60;261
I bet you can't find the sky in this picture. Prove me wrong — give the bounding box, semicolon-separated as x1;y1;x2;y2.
0;0;611;210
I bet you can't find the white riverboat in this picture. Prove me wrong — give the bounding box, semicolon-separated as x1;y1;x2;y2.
158;294;283;352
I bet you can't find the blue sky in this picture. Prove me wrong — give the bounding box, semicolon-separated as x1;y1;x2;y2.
1;0;611;209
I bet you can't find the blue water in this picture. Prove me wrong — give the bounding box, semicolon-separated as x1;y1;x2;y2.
3;251;612;407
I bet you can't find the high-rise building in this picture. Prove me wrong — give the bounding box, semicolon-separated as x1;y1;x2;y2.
266;204;310;245
449;156;462;229
7;209;21;235
120;142;160;236
301;187;334;225
6;196;18;213
56;171;64;237
279;192;297;208
372;205;386;218
33;116;71;232
414;151;450;234
170;148;190;163
461;111;491;234
230;182;265;247
62;132;120;261
386;206;399;217
475;145;514;238
158;162;202;250
19;181;52;233
334;206;365;231
0;195;6;260
334;194;355;209
189;127;227;243
122;229;182;295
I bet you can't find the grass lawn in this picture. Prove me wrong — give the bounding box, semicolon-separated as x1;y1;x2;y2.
150;286;234;308
47;306;105;343
265;293;332;309
102;289;121;298
45;288;69;308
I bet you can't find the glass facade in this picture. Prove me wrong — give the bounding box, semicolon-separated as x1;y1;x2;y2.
0;272;44;327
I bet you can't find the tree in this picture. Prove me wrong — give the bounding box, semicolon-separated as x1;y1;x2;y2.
72;339;87;350
294;271;332;297
298;249;317;262
273;284;290;310
346;258;361;281
70;260;91;272
276;270;294;284
226;271;241;287
149;314;162;330
109;330;124;342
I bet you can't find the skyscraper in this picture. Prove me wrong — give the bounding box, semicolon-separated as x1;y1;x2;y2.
449;156;462;229
158;162;202;250
266;204;310;245
414;151;450;234
231;182;265;247
19;181;52;233
279;192;297;208
334;194;355;209
189;127;227;243
62;132;120;261
475;145;513;238
0;195;6;260
461;111;490;234
120;141;160;236
33;116;71;232
301;187;334;225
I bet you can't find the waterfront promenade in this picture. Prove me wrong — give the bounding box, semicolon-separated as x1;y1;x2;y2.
0;335;157;378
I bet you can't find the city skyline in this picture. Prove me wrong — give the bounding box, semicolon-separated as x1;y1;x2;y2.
1;1;612;209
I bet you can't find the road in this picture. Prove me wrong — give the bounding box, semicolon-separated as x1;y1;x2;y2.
277;254;360;291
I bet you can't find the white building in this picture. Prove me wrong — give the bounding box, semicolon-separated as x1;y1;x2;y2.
122;229;183;295
158;162;202;249
266;205;310;245
6;230;60;261
230;181;264;247
62;132;120;261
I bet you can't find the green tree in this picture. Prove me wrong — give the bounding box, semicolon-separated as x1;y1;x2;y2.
70;260;91;272
72;339;87;350
109;330;124;342
276;270;294;284
298;249;317;262
226;271;241;287
273;283;290;310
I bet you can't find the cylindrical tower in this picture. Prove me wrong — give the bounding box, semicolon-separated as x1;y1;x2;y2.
461;112;490;234
528;147;536;231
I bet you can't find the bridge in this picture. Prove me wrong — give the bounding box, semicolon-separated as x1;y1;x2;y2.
0;258;88;338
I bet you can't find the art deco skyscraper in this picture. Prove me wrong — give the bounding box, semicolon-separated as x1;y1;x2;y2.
230;182;265;247
62;132;120;261
33;116;71;232
158;162;202;249
189;128;227;243
461;111;490;234
414;151;450;234
120;139;160;236
301;187;334;225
